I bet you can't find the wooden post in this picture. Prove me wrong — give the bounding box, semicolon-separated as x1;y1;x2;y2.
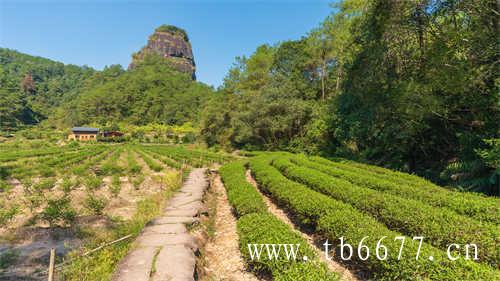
48;248;55;281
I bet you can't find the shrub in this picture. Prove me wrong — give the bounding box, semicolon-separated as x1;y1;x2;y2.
25;193;43;214
34;178;56;191
110;175;121;197
0;180;10;191
220;160;338;280
84;194;108;215
0;205;19;227
39;165;55;177
273;156;499;267
0;249;19;270
85;175;103;190
219;161;267;217
126;150;142;174
301;155;500;224
132;175;144;189
61;177;74;193
40;196;76;227
136;150;162;172
237;213;338;281
249;155;498;280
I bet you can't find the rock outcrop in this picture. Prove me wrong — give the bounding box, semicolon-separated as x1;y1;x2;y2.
130;25;196;79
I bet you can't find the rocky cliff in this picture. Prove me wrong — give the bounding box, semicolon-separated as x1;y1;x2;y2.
130;25;196;79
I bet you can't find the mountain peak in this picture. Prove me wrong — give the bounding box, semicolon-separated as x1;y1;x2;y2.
130;25;196;79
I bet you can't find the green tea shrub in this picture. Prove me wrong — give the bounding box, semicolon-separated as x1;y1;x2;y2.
34;178;56;191
0;205;18;227
40;196;76;227
219;161;267;216
296;155;500;224
84;193;108;215
249;155;498;280
132;175;145;189
85;175;103;190
273;156;500;267
110;175;121;197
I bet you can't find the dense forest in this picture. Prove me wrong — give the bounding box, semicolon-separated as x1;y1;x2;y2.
0;0;498;195
0;48;95;130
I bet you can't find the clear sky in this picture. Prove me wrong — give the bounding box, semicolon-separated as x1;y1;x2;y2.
0;0;334;87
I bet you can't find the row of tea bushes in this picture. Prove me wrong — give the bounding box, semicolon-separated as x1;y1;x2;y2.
292;155;500;224
272;156;499;267
220;161;339;280
249;155;498;280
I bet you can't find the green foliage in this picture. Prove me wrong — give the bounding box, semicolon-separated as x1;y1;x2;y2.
110;175;121;197
84;193;108;215
273;155;499;267
0;204;19;227
248;154;498;280
200;42;330;153
154;25;189;41
296;155;500;224
220;159;339;280
0;48;95;131
198;0;499;196
61;54;212;127
238;213;338;281
61;177;74;193
126;149;142;174
442;138;500;195
33;178;56;191
85;175;103;190
100;149;125;176
330;0;499;189
136;149;163;172
0;180;10;191
40;196;76;227
219;161;267;216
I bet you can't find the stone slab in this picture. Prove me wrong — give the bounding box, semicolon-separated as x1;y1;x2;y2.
136;233;197;250
142;223;187;235
111;246;157;281
164;208;199;218
151;216;196;225
165;200;203;211
152;245;195;281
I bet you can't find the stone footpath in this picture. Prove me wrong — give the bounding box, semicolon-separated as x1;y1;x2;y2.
112;168;208;281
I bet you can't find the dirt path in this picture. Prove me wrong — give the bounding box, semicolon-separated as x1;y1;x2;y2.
245;170;358;281
202;173;261;281
112;168;208;281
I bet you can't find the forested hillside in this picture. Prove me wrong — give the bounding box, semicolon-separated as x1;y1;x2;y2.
0;48;95;130
200;0;499;194
51;54;213;127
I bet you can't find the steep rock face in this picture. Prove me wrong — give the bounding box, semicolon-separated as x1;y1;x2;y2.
130;25;196;79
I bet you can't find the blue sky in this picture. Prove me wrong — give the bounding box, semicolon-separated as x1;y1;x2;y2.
0;0;334;87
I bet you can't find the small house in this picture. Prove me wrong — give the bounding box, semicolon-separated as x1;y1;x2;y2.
101;131;124;138
68;127;99;141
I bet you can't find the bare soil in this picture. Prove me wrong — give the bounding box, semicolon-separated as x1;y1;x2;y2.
0;152;167;280
201;173;261;281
